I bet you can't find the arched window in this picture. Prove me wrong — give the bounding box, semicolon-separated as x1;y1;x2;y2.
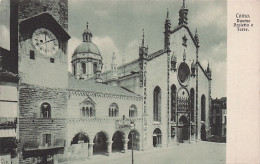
153;86;161;121
190;88;195;122
171;85;176;121
93;63;97;74
201;95;206;121
109;103;119;117
81;103;95;117
41;102;51;118
82;62;86;74
73;64;76;76
129;104;137;117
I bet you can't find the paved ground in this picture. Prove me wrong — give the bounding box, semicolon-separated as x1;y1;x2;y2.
62;141;226;164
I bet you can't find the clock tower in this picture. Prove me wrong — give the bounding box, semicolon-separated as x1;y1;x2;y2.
13;0;71;163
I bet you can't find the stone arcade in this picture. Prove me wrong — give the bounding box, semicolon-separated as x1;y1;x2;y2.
7;0;212;163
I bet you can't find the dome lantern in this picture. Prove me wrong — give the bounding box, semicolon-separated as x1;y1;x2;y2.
83;22;93;42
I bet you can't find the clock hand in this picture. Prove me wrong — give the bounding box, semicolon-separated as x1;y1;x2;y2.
44;39;55;44
38;39;55;46
45;32;47;53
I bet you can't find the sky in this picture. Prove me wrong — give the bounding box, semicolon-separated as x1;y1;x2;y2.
0;0;226;98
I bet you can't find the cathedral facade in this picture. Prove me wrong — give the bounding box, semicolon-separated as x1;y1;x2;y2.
10;0;212;163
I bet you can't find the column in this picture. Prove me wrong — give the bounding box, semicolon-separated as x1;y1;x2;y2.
88;142;94;159
106;141;113;156
122;139;129;153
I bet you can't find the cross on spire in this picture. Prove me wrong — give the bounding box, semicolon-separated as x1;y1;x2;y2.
86;22;89;29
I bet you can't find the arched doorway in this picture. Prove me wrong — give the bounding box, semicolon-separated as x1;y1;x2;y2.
112;131;124;152
201;124;206;141
128;130;140;150
153;128;162;147
178;115;189;142
71;132;89;145
93;132;107;155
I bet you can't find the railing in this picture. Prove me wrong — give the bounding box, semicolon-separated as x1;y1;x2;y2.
23;139;65;151
67;117;142;123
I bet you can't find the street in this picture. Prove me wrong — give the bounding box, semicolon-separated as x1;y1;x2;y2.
63;141;226;164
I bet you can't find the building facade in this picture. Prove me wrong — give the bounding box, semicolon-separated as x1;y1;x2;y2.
210;97;227;137
6;0;212;163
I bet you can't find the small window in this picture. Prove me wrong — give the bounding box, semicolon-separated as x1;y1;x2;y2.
30;50;35;59
129;105;137;117
42;134;51;147
50;58;54;63
41;102;51;118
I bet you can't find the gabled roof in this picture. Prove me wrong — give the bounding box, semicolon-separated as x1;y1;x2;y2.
80;95;96;105
171;25;199;49
68;76;141;98
19;12;70;41
198;62;211;80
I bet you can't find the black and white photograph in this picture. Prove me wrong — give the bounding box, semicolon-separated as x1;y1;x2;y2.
0;0;259;163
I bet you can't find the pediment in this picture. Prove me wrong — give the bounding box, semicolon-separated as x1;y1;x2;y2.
171;25;199;49
80;95;96;105
19;12;70;41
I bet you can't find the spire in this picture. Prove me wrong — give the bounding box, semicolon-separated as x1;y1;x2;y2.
142;29;145;47
166;8;169;20
194;28;199;46
165;8;171;24
164;8;171;51
206;61;212;78
83;22;93;42
139;29;148;60
178;0;189;25
111;52;118;85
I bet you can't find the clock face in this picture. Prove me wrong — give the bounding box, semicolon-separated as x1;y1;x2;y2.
177;62;190;85
32;28;59;56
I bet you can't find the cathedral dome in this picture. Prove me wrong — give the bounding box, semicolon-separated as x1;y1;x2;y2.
73;42;101;56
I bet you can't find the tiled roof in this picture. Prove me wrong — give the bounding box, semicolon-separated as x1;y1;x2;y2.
68;76;141;98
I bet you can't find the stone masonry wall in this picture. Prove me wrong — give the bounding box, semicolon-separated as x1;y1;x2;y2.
19;83;67;118
18;0;68;30
19;83;67;163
